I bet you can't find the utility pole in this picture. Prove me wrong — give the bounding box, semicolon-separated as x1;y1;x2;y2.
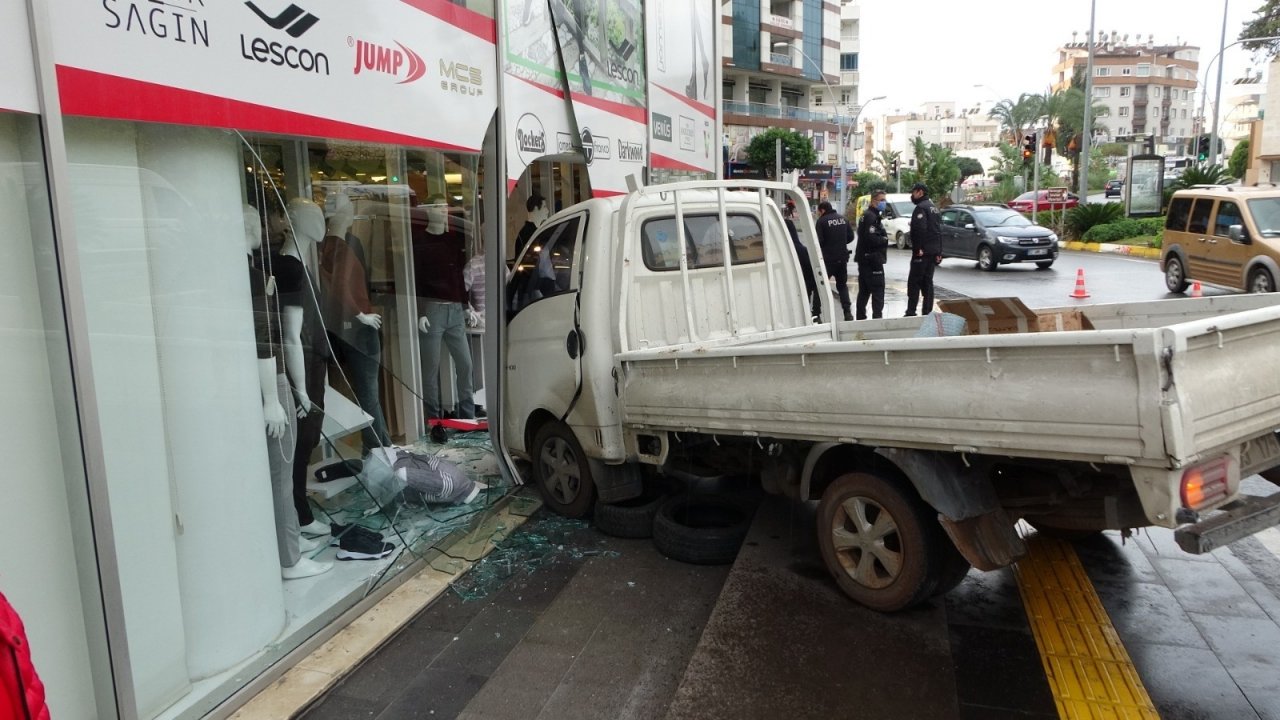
1079;0;1096;200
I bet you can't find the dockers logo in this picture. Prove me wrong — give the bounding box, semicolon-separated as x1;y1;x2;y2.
514;114;546;164
652;113;673;142
349;37;426;84
241;2;329;75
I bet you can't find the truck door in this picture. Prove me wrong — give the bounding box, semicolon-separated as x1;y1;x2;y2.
504;214;585;450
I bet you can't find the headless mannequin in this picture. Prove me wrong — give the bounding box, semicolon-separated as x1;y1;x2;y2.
282;198;332;538
320;193;390;451
412;198;475;423
247;205;330;579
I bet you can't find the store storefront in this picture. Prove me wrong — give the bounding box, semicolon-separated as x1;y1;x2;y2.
3;1;509;718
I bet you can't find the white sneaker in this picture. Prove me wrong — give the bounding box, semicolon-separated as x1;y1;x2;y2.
282;557;332;580
298;534;323;552
299;519;329;537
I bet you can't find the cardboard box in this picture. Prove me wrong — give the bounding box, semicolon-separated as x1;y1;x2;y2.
936;297;1093;335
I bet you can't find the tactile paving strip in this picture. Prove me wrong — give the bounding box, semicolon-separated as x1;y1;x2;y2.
1012;531;1160;720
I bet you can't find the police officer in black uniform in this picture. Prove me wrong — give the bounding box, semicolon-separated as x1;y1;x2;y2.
815;200;854;321
905;182;942;316
854;190;889;320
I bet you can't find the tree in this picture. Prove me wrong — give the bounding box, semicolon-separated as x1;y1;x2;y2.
745;128;816;177
987;93;1043;145
912;137;962;202
956;156;984;183
1229;138;1251;178
1241;0;1280;57
873;149;901;176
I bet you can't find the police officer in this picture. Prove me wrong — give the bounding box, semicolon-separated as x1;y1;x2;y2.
905;182;942;317
854;190;889;320
815;200;854;321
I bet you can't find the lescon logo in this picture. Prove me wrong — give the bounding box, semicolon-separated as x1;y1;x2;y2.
244;2;318;37
514;114;546;164
349;37;426;84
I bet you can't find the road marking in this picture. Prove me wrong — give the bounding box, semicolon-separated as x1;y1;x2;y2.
1256;526;1280;559
1013;531;1159;720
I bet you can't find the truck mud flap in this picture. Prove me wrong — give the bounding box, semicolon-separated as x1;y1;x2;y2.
1174;492;1280;554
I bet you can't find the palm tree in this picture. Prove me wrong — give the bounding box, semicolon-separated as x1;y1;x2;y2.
987;93;1043;145
874;149;901;176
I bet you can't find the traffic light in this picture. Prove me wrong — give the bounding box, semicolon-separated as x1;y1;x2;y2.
1021;133;1036;163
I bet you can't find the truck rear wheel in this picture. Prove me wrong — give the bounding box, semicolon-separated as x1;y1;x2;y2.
817;472;942;612
532;422;596;518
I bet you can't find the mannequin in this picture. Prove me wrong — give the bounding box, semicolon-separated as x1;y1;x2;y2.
513;192;548;260
281;198;332;537
246;205;331;580
320;192;390;452
412;196;475;423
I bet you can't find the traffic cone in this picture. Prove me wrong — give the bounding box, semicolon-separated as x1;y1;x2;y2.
1191;280;1203;298
1069;268;1091;299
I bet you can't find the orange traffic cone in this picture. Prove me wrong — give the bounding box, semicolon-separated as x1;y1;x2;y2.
1191;280;1203;298
1069;268;1091;299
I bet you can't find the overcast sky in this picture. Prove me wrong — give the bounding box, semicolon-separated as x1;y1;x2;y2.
857;0;1264;113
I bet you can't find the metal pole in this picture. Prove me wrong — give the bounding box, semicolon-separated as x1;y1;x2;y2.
1079;0;1096;200
1210;0;1229;163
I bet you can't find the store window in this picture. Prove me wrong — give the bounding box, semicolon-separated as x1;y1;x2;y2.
61;117;497;718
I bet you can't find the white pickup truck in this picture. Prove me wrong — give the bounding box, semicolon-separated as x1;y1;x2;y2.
500;179;1280;611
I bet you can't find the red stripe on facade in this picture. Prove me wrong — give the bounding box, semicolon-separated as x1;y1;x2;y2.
55;67;480;153
650;153;711;173
399;0;496;42
512;74;647;125
654;84;716;119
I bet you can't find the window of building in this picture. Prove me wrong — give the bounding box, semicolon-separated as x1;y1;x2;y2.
1120;86;1131;97
840;52;858;71
1137;63;1150;77
1096;67;1110;76
1119;107;1130;117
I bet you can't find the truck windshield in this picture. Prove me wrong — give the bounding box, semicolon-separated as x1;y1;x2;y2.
641;213;765;271
1246;198;1280;237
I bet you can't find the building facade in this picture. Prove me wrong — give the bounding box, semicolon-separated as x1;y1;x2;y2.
1052;34;1199;150
722;0;860;176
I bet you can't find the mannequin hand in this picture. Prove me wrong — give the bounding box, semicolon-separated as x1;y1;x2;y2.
356;312;382;329
263;399;287;439
418;315;431;333
465;307;482;328
293;388;313;415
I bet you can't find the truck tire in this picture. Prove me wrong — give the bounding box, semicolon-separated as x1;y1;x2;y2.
817;472;944;612
594;487;666;539
532;422;596;519
652;495;752;565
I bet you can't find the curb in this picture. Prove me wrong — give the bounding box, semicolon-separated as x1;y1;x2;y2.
1063;241;1161;260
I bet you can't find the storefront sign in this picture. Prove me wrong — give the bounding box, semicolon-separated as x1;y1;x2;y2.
48;0;497;151
1;1;39;113
645;0;716;177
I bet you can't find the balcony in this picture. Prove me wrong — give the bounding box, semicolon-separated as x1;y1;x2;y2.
724;100;840;125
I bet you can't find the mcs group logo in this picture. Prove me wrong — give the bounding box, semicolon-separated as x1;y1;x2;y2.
349;37;427;84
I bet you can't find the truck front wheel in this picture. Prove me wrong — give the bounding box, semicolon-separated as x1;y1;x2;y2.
817;472;942;612
532;422;596;518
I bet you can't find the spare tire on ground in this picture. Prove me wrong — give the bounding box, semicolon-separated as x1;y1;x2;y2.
594;488;667;539
652;494;753;565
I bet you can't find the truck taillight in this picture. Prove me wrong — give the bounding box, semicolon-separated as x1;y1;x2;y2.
1180;458;1231;511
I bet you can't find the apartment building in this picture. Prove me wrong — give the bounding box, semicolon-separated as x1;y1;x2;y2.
722;0;860;171
1051;33;1199;150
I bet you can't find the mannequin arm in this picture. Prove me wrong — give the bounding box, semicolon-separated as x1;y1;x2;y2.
282;305;312;413
258;358;287;439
